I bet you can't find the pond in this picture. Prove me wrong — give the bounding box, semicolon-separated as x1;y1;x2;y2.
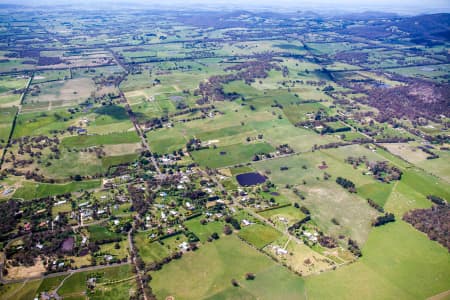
236;172;267;186
61;237;74;252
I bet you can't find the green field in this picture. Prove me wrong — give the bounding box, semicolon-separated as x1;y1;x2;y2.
61;131;140;148
238;224;283;249
150;235;306;300
134;232;187;264
58;264;134;299
258;205;307;225
101;153;139;169
13;180;101;200
0;280;42;300
184;217;226;243
88;224;123;243
305;221;450;300
191;143;275;168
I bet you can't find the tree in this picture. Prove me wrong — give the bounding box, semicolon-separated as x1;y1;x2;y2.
223;225;232;235
245;273;255;280
372;213;395;227
231;279;239;287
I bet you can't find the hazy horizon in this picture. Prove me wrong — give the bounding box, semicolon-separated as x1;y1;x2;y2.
2;0;450;15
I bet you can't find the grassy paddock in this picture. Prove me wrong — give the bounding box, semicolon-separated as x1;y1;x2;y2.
305;221;450;300
150;235;305;300
13;180;101;200
61;131;140;148
191;143;275;168
238;224;282;249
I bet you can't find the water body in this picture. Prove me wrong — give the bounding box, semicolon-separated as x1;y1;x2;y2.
236;172;267;186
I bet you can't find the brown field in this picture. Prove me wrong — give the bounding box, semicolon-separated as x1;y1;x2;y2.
380;143;428;164
103;142;143;156
5;257;46;280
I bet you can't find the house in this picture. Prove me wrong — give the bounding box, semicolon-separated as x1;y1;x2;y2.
77;128;87;135
179;242;189;251
276;248;288;256
242;219;251;226
278;216;287;223
104;255;113;262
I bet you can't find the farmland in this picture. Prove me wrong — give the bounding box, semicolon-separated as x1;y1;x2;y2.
0;4;449;300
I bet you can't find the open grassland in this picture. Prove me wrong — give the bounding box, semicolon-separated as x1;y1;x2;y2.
13;110;75;137
263;123;337;152
357;182;394;207
101;153;139;169
146;127;187;154
134;232;187;264
264;237;334;276
0;106;17;147
254;149;378;188
13;179;100;200
97;240;129;260
86;105;135;134
416;150;450;183
0;92;21;107
191;143;275;168
32;69;70;84
58;264;134;299
150;235;306;300
40;150;104;178
259;205;307;225
0;279;42;300
305;221;450;300
88;224;123;243
302;181;378;244
37;275;67;293
184;217;226;243
387;64;450;83
0;75;28;93
26;78;95;105
61;131;140;148
238;224;283;249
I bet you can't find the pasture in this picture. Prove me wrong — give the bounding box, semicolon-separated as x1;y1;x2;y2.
58;264;134;299
88;224;123;243
191;143;275;168
305;221;450;300
61;131;140;148
150;235;306;300
13;180;101;200
238;224;283;249
134;232;187;264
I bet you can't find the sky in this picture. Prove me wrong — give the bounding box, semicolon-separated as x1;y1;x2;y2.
3;0;450;14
